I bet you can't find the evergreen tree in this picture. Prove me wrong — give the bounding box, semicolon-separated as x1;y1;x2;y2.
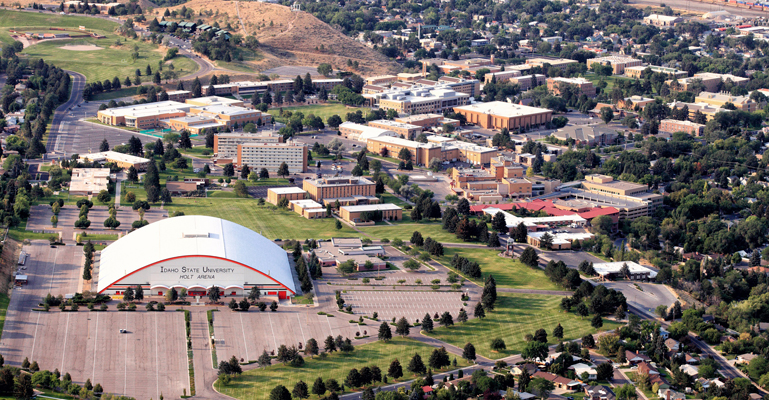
421;313;434;332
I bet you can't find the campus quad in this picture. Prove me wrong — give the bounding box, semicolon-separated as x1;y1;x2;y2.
97;215;296;299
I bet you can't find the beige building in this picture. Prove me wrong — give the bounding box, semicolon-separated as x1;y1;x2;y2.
643;14;683;27
267;187;307;205
289;199;327;219
694;92;756;112
339;204;403;225
668;72;749;93
303;177;376;202
338;122;398;142
618;96;655;110
371;85;470;114
69;168;111;196
78;151;150;171
668;101;728;121
395;113;459;128
659;119;706;136
547;77;596;97
213;132;284;161
166;90;192;102
453;101;553;131
367;120;423;140
624;65;688;79
509;74;546;91
484;70;522;84
97;101;190;129
365;75;399;86
586;56;642;74
583;174;648;196
237;141;308;172
525;58;578;71
437;76;482;97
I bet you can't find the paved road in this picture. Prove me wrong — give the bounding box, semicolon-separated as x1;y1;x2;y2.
46;70;86;156
190;309;230;399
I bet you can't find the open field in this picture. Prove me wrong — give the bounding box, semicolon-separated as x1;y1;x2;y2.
90;87;141;101
358;222;485;244
165;198;359;240
268;103;370;124
0;293;9;339
425;293;622;359
583;73;634;92
214;337;470;400
435;247;563;291
0;10;197;82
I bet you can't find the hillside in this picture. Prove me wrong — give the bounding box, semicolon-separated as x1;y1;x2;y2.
160;0;401;76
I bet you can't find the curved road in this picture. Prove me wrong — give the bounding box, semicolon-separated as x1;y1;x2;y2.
46;70;86;155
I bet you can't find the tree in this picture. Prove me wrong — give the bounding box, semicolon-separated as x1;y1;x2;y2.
600;107;614;124
397;147;412;161
378;322;393;341
577;303;589;318
530;377;555;400
591;314;603;328
491;338;506;351
269;385;292;400
458;308;468;322
439;311;454;328
324;335;337;352
410;231;424;247
534;328;548;343
457;198;470;216
462;343;476;362
311;378;326;397
520;247;539;268
421;313;434;333
553;323;564;339
292;381;309;400
492;212;508;233
99;138;110;152
428;347;450;369
522;340;548;361
388;359;403;379
396;317;410;336
596;363;614;381
317;63;333;76
278;162;290;178
407;353;426;375
208;287;221;303
538;232;553;249
474;302;485;318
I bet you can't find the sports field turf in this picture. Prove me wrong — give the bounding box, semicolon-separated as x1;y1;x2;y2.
267;102;369;123
0;10;197;82
425;292;622;359
165;198;358;240
214;337;470;400
435;247;563;290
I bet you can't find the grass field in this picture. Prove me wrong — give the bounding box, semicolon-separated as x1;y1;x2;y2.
583;73;634;92
0;292;9;339
214;337;470;400
267;102;369;123
0;10;198;82
434;247;562;290
425;293;622;359
358;222;471;244
165;198;358;240
90;86;141;101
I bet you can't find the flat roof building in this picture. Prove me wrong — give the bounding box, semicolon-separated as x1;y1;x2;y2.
484;70;523;84
303;177;376;202
525;58;578;71
586;56;642;74
644;14;683;27
367;120;423;140
340;203;403;225
96;100;190;128
694;92;756;112
659;119;706;136
583;174;648;196
185;96;244;107
78;151;151;171
395;113;458;128
547;77;596;97
552;124;618;146
237;141;308;173
338;122;398;142
624;65;688;79
213;132;284;161
592;261;658;280
369;85;470;114
69;168;111;196
668;72;749;93
267;187;306;205
365;75;399;86
453;101;552;131
527;231;595;250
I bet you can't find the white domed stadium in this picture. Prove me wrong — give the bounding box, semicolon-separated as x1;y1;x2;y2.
97;215;296;299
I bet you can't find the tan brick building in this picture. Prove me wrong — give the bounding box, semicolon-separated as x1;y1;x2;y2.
547;77;596;97
237;142;308;173
166;90;192;102
340;204;402;224
303;177;376;202
509;74;546;91
583;174;648;196
525;58;578;72
586;56;642;74
453;101;552;131
659;119;706;136
365;75;398;86
367;120;422;140
624;65;687;79
214;132;284;161
694;92;756;112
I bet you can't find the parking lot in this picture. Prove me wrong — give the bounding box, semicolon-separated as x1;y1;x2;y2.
0;242;190;399
339;291;468;322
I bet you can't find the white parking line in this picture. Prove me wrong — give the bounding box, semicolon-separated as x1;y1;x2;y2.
124;312;128;395
60;312;70;373
91;312;99;381
239;313;250;361
267;313;279;352
155;313;160;400
296;313;307;345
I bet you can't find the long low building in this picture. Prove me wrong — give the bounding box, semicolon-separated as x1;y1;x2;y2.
237;141;308;173
527;231;594;250
78;151;150;171
339;203;403;225
659;119;705;136
482;207;587;232
97;215;297;299
69;168;111;196
592;261;658;280
453;101;553;131
366;134;498;166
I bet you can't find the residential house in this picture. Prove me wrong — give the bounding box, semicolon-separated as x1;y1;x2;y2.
665;338;681;352
679;364;699;377
626;350;651;365
585;385;616;400
736;353;758;364
532;371;581;391
570;363;598;380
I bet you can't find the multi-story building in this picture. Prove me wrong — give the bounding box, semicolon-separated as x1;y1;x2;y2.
367;120;423;140
166;90;192;102
624;65;688;79
214;132;284;160
668;101;728;122
339;204;403;224
365;75;398;86
312;79;344;91
185;96;244;107
586;56;642;74
694;92;756;112
659;119;706;136
484;70;522;84
363;84;388;95
509;74;546;90
547;77;596;97
267;187;307;205
187;105;271;129
237;142;308;172
582;174;648;196
372;86;470;114
525;58;578;72
668;72;749;93
489;156;525;180
303;177;376;202
395;113;460;128
552;124;618;146
618;96;655;110
502;178;533;198
437;76;482;97
367;135;497;166
397;72;423;82
453;101;553;131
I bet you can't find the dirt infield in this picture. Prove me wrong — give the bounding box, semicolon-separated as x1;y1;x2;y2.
60;44;102;51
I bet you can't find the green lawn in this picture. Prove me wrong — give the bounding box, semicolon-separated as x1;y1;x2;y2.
0;10;197;83
426;293;622;359
435;247;562;290
31;191;92;206
244;178;292;187
165;198;358;240
207;190;238;198
178;147;212;158
7;220;57;242
214;337;470;400
359;222;485;244
77;233;118;241
0;292;9;340
583;73;634;92
90;86;141;101
267;102;369;123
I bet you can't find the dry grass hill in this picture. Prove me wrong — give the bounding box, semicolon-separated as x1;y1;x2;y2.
160;0;401;76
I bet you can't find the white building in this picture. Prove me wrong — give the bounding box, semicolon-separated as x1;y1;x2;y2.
592;261;658;280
